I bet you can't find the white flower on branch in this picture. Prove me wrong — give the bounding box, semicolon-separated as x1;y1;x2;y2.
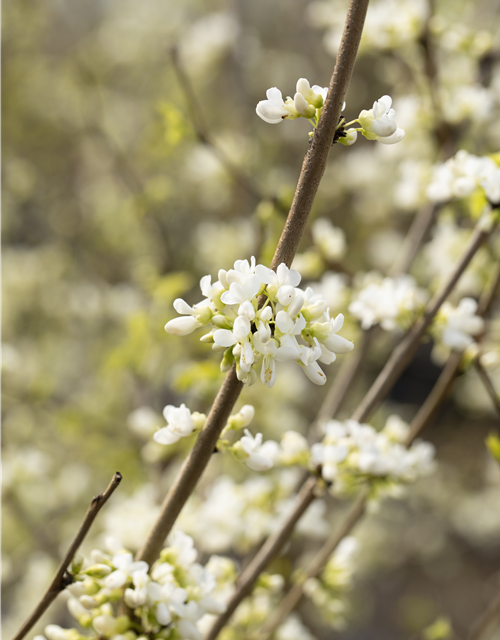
235;429;279;471
357;95;405;144
153;404;206;446
433;297;484;351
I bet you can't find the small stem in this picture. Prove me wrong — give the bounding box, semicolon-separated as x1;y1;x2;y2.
466;590;500;640
170;46;268;207
388;204;438;277
352;212;493;423
254;488;368;640
12;473;123;640
475;360;500;421
315;327;377;426
203;478;318;640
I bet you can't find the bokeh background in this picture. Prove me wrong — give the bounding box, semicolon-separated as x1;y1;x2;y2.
3;0;500;638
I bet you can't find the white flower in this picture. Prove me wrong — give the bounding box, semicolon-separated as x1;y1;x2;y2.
255;263;301;290
256;88;299;124
296;78;327;108
104;552;148;589
239;429;279;471
349;275;427;331
436;298;484;350
294;91;316;118
213;315;254;372
426;150;499;204
358;95;405;144
154;404;198;446
311;442;349;481
299;339;327;385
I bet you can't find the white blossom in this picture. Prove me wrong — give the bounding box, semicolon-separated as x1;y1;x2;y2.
256;88;299;124
358;95;405;144
154;404;204;446
434;298;484;351
239;429;279;471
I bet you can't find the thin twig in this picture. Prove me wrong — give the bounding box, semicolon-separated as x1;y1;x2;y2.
352;214;493;423
254;488;369;640
388;204;438;277
475;360;500;421
247;249;500;640
136;0;370;570
170;46;270;206
466;591;500;640
12;472;123;640
270;0;370;271
203;478;318;640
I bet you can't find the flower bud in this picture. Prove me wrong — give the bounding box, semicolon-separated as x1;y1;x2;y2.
45;626;68;640
165;316;199;336
93;615;118;637
83;564;112;578
220;347;235;372
294;92;316;118
71;554;84;573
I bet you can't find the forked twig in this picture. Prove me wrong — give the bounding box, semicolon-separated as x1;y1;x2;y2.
12;472;123;640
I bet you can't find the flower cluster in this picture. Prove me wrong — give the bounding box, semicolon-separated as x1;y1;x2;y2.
348;273;428;331
37;532;233;640
310;416;436;494
256;79;405;145
426;150;500;206
165;257;354;387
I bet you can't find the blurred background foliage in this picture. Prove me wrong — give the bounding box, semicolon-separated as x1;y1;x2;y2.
3;0;500;638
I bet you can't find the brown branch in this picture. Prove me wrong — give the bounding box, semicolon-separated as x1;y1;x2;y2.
388;204;438;277
466;591;500;640
203;478;318;640
170;46;270;207
135;365;243;565
475;360;500;421
351;214;493;423
270;0;370;270
315;327;376;426
12;473;123;640
254;488;369;640
136;0;370;570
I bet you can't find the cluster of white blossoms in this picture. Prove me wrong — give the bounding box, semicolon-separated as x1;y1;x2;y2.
348;273;428;331
426;150;500;206
310;416;436;494
432;297;484;353
37;532;234;640
165;257;354;387
256;79;405;145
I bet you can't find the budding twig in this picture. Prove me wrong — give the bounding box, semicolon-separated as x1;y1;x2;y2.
12;472;123;640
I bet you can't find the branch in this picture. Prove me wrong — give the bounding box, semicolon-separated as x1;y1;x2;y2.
136;0;370;569
254;488;369;640
475;360;500;421
203;478;318;640
170;46;272;207
387;204;438;277
270;0;370;270
466;591;500;640
351;213;493;423
12;472;123;640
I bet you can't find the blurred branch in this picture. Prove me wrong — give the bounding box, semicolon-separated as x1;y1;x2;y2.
170;46;277;208
135;0;370;570
466;590;500;640
351;210;494;423
254;488;369;640
474;360;500;421
203;478;317;640
388;203;439;277
314;327;377;427
3;491;61;561
12;473;122;640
